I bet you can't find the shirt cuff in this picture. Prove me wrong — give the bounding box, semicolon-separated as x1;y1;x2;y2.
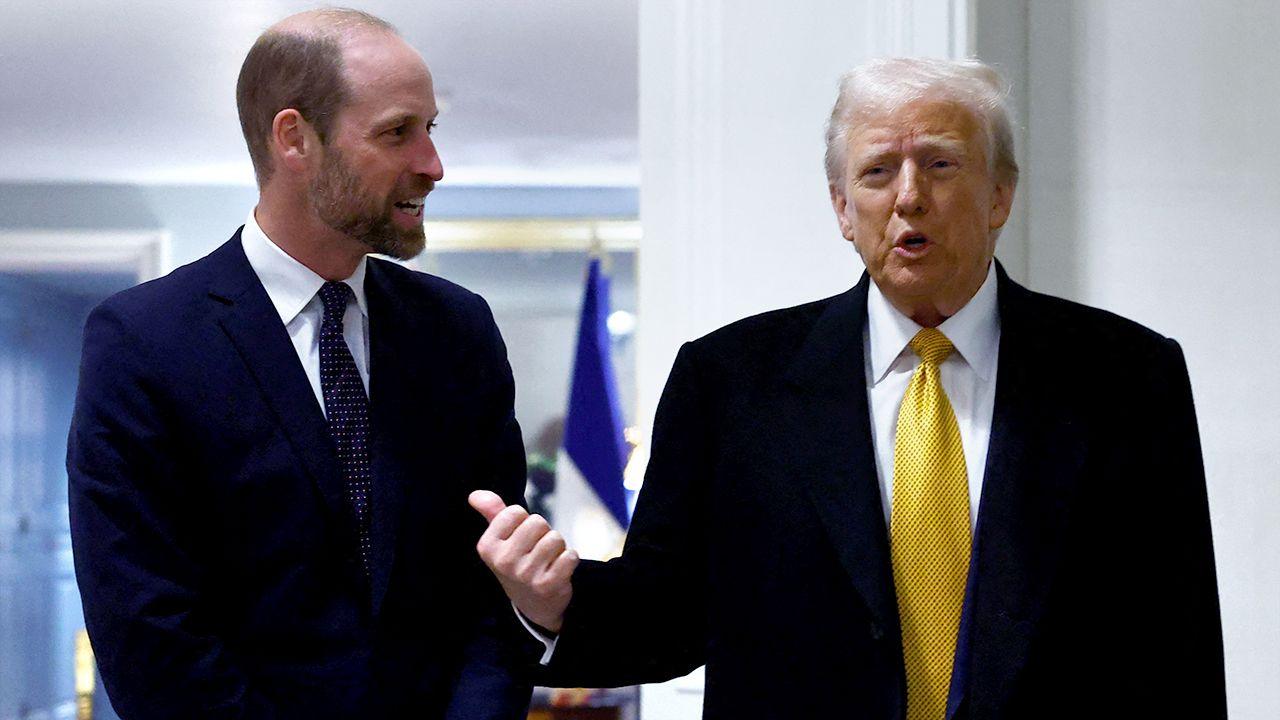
512;601;558;665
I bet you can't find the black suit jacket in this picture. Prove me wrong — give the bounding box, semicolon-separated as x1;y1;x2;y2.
544;265;1225;719
68;231;534;719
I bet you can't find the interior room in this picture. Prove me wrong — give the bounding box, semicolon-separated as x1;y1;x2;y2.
2;1;1277;718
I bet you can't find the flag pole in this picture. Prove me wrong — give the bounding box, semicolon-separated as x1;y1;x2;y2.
588;223;612;274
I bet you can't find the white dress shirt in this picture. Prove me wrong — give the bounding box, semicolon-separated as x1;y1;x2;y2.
239;209;371;416
865;262;1000;533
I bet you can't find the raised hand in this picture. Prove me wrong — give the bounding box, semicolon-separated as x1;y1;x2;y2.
469;490;579;633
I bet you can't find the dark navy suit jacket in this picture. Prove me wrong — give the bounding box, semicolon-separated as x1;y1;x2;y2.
543;265;1226;719
68;231;535;719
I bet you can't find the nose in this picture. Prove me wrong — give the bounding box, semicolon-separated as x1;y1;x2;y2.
894;162;928;216
414;132;444;183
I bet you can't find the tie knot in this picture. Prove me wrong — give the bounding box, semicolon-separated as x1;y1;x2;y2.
909;327;954;365
318;281;353;322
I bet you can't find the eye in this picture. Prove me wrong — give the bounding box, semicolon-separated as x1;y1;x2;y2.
427;120;439;134
857;165;892;186
930;158;956;170
385;124;408;138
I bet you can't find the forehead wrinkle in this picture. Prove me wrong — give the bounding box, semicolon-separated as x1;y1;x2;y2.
857;98;986;144
855;141;897;160
849;133;969;165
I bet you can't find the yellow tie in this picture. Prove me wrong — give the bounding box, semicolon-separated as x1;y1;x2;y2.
891;328;972;720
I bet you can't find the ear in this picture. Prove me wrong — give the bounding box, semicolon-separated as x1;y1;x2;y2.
829;183;856;242
270;109;319;176
988;178;1016;231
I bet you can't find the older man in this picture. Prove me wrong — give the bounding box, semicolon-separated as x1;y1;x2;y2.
68;9;532;718
471;58;1225;719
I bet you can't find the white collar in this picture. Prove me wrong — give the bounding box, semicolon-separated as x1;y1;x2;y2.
240;208;369;325
867;261;1000;385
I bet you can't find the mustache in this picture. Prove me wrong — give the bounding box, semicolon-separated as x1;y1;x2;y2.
397;179;435;200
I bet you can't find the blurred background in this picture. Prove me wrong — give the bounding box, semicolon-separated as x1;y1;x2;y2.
2;1;1278;718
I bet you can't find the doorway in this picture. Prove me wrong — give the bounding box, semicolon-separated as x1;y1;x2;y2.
0;230;165;720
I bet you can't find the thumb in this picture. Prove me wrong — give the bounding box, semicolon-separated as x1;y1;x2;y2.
468;490;508;523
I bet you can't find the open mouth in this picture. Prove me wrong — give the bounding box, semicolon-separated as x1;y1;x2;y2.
393;198;424;218
893;231;933;257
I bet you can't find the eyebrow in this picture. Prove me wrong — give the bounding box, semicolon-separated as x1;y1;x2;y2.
371;110;438;132
854;136;970;166
913;137;969;156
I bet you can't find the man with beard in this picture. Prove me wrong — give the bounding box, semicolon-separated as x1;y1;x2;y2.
67;9;535;718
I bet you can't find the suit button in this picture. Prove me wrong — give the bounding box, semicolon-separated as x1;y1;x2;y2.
869;622;885;641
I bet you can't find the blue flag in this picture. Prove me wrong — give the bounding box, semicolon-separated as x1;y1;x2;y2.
560;257;630;529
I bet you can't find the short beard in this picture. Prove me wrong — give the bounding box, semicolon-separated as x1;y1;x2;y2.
309;146;426;260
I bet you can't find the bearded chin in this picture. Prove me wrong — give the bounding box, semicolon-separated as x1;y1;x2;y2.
310;151;427;261
357;218;425;261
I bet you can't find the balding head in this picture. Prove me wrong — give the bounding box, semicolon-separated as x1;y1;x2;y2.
267;7;395;38
235;8;399;186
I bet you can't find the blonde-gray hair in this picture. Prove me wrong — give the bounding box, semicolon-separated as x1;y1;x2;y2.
823;57;1018;188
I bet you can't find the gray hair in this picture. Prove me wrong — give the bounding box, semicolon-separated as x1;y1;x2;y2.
823;57;1019;188
236;8;399;187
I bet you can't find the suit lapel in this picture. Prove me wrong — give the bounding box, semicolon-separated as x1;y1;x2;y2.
363;260;444;617
206;233;349;525
966;266;1088;715
783;276;901;642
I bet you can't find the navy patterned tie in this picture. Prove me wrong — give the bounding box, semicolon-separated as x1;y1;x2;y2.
317;281;373;581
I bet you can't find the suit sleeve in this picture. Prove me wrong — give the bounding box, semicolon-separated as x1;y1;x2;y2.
67;302;275;719
443;295;537;720
541;342;712;687
1146;338;1226;716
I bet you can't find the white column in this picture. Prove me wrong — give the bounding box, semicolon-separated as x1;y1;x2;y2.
635;2;978;716
972;0;1030;282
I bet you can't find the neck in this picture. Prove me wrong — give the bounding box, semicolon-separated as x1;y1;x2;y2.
886;263;991;329
907;306;948;328
255;191;366;281
879;292;959;328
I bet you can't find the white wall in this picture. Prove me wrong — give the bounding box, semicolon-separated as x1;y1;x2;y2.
1026;2;1280;717
973;0;1030;281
